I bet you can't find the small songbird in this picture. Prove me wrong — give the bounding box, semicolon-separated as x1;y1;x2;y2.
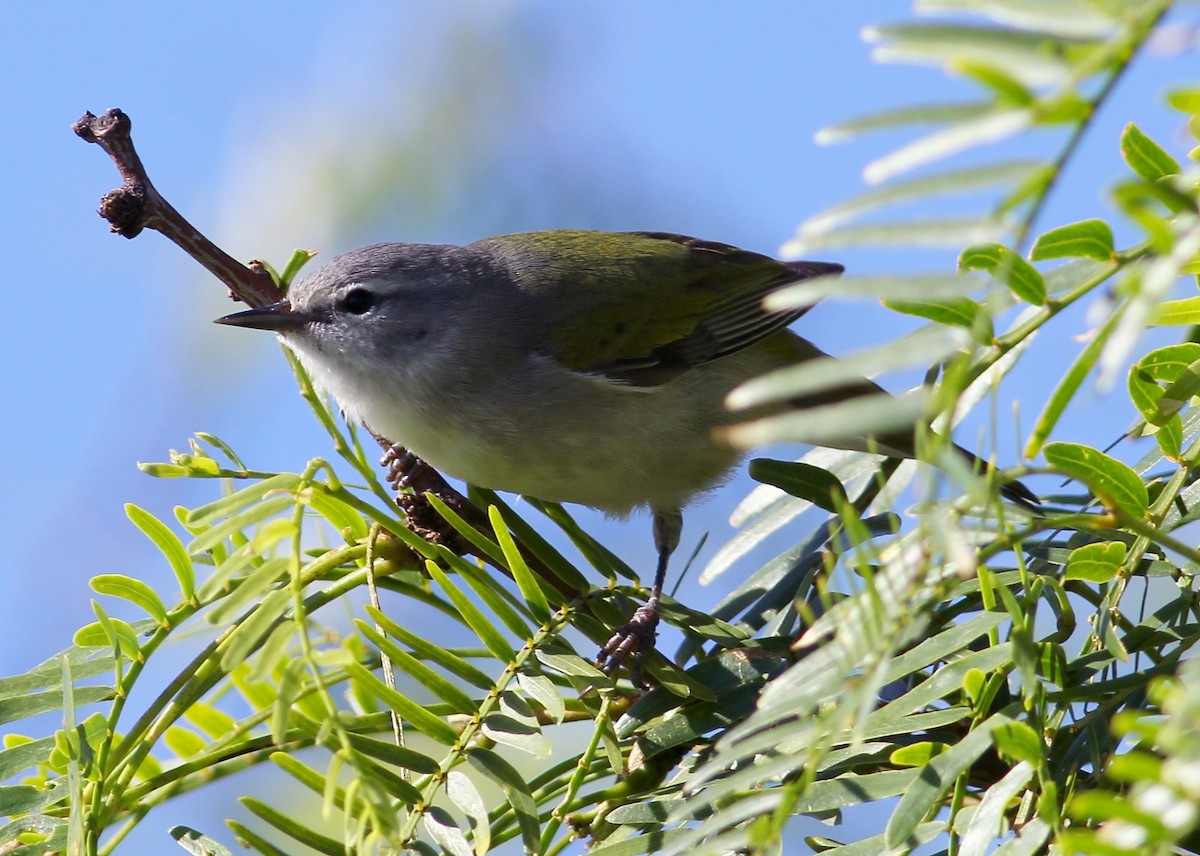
217;230;1035;679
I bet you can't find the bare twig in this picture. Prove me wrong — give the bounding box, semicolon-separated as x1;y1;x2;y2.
74;108;634;671
73;108;281;309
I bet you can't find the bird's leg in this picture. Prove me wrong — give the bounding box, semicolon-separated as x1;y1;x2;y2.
597;509;682;687
368;428;474;554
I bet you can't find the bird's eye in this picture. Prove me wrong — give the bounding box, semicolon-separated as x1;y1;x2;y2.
339;288;375;315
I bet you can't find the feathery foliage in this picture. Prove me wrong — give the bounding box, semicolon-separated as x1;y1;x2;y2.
4;1;1200;853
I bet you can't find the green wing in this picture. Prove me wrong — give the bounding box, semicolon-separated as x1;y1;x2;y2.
475;230;843;386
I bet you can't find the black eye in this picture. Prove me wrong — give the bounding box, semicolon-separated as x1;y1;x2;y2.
339;287;375;315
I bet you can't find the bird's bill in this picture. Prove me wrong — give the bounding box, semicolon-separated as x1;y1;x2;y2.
215;300;310;332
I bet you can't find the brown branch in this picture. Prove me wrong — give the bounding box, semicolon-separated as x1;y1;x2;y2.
73;108;282;309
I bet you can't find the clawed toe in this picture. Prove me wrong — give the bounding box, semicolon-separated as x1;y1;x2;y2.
596;602;661;687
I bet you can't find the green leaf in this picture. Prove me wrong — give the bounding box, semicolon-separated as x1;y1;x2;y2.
884;296;991;335
90;574;167;625
768;273;980;308
0;780;69;818
724;391;926;449
890;742;949;767
865;23;1074;89
1121;123;1181;181
992;720;1044;764
488;506;551;624
344;662;459;746
186;495;295;555
1024;303;1122;456
1043;442;1149;516
182;701;236;740
1154;413;1183;459
126;504;194;600
1127;344;1200;425
959;243;1045;304
516;671;566;724
88;602;141;660
169;825;236;856
0;737;55;779
343;732;439;776
816;101;992;144
216;588;288;670
355;620;478;715
862;109;1034;185
364;604;495;691
1167;87;1200;116
535;651;608;681
471;490;590;592
748;460;847;513
786;217;1008;254
205;557;290;624
446;770;490;854
482;694;551;758
728;325;967;411
1151;296;1200;326
1029;219;1114;261
958;761;1035;856
915;0;1118;40
185;474;299;527
807;823;944;856
592;830;691;856
240;797;344;856
278;248;318;290
802;159;1046;233
1063;541;1126;583
224;822;289;856
423;808;472;856
425;560;517;664
884;612;1008;684
963;668;987;708
886;711;1014;848
1037;642;1068;689
164;727;206;759
466;748;540;854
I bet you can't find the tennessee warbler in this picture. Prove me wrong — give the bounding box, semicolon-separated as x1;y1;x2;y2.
217;230;1034;678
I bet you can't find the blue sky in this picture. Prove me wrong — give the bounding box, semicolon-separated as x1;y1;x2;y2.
1;2;1196;851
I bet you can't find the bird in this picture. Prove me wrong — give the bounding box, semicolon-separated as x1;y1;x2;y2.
216;229;1036;682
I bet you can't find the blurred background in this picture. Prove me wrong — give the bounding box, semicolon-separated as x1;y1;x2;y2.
1;1;1196;851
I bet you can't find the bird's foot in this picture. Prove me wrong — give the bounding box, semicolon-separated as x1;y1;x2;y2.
597;602;661;688
380;444;420;493
372;436;474;555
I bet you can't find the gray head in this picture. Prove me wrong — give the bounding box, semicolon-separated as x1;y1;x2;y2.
215;242;535;420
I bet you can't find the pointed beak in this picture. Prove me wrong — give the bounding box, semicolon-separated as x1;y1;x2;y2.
215;299;311;332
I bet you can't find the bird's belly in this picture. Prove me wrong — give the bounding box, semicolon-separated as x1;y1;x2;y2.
361;367;740;516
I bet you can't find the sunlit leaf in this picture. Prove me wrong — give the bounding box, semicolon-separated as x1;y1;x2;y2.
865;24;1076;89
992;720;1044;764
1121;123;1181;181
913;309;997;355
1029;219;1114;261
817;101;992;145
1064;542;1126;583
89;575;168;625
801;160;1045;234
1151;296;1200;326
916;0;1118;39
126;504;194;600
863;109;1034;184
959;242;1045;304
1043;442;1149;515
